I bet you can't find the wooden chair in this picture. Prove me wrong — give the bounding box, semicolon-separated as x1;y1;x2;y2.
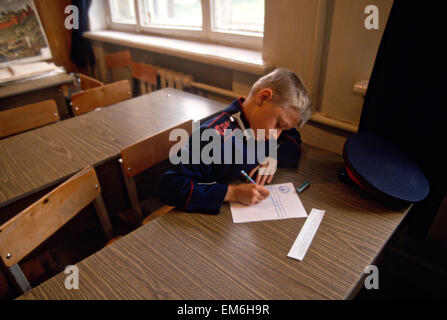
119;119;193;225
0;166;114;293
76;74;104;90
70;80;132;116
62;73;104;99
104;50;132;83
130;62;158;95
0;100;59;138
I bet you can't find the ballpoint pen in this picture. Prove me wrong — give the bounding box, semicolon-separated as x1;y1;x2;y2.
241;170;256;184
297;181;310;193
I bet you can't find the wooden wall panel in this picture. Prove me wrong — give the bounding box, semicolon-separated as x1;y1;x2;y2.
34;0;80;73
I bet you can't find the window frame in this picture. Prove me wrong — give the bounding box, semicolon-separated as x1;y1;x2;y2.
106;0;263;50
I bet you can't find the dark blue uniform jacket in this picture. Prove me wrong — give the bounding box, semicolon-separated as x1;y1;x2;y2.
159;98;302;214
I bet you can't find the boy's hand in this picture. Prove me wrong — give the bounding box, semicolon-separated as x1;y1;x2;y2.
249;157;278;185
224;184;270;206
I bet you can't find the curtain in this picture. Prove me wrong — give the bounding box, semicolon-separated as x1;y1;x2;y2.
358;0;446;239
70;0;95;69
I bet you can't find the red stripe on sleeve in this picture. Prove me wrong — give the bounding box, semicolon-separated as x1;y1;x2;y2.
184;180;194;210
285;135;300;150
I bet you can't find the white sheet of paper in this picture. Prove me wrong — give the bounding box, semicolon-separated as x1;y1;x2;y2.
230;182;307;223
0;62;59;83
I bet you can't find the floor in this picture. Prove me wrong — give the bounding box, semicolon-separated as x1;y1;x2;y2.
355;224;447;299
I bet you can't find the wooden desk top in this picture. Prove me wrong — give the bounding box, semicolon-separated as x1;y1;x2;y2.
19;145;411;300
0;73;74;99
0;88;226;207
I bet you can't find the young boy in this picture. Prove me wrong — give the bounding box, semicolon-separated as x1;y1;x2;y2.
159;68;312;214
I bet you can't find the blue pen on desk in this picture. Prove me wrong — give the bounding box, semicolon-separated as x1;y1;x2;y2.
241;170;256;184
297;181;310;193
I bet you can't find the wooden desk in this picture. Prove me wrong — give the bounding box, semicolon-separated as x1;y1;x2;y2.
0;88;225;209
0;73;75;120
19;145;411;300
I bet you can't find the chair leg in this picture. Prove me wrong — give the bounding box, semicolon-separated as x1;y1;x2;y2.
8;264;32;294
120;163;143;222
93;194;114;240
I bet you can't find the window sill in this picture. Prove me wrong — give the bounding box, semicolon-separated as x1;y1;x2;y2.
83;30;273;75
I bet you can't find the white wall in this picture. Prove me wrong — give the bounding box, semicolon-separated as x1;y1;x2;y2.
262;0;393;154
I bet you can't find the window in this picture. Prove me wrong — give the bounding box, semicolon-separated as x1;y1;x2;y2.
109;0;137;24
107;0;264;49
212;0;264;34
140;0;203;28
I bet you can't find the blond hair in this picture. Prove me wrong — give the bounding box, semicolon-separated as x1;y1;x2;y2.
249;68;311;128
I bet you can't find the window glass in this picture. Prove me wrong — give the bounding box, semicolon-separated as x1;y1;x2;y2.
140;0;202;28
110;0;137;24
212;0;264;34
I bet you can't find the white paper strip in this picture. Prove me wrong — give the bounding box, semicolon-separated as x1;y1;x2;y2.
287;209;325;261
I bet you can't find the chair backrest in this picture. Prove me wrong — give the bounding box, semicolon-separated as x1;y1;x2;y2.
105;50;132;84
70;80;132;116
62;73;104;98
0;100;59;138
78;73;104;91
120;120;193;222
105;50;132;70
0;166;113;293
131;62;158;94
121;119;193;178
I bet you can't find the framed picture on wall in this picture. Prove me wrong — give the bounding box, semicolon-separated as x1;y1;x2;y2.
0;0;52;68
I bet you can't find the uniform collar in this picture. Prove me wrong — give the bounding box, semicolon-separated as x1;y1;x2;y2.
231;98;254;141
234;98;250;130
